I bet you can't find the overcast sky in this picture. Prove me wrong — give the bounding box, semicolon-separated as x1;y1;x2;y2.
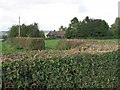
0;0;119;31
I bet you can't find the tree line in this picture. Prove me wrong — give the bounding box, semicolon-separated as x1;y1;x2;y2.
8;22;45;38
8;16;119;39
60;16;119;39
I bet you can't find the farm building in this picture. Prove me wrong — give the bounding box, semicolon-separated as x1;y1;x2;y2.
47;30;65;38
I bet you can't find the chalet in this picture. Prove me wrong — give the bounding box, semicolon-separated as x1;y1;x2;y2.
47;30;65;38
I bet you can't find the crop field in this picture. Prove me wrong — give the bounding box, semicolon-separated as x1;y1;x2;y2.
1;39;118;61
1;39;120;88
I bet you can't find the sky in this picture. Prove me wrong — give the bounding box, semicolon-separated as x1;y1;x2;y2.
0;0;119;31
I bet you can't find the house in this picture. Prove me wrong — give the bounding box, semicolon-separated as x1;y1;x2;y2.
47;30;65;38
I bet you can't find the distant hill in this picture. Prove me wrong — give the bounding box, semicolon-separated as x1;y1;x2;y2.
0;31;8;39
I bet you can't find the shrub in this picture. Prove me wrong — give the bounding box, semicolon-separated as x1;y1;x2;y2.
7;37;45;50
2;51;118;89
57;39;83;50
29;38;45;50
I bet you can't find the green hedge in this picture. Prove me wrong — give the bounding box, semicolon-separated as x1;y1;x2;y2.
2;51;118;89
8;37;45;50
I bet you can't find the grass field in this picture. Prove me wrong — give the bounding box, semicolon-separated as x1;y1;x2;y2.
45;39;59;49
0;39;60;54
0;41;27;54
1;38;119;54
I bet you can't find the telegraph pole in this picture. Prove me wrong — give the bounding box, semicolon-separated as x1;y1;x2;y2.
118;1;120;17
18;16;21;37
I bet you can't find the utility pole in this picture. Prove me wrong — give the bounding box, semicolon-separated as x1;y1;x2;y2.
18;16;21;37
118;1;120;17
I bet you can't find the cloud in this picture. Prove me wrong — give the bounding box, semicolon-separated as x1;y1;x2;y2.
0;0;119;31
0;0;85;31
78;5;88;13
79;0;119;25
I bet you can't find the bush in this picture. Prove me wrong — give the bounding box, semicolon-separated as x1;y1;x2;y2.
8;37;45;50
29;38;45;50
2;51;118;89
57;39;83;50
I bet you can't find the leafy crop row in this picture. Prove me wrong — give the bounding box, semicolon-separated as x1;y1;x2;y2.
2;51;118;89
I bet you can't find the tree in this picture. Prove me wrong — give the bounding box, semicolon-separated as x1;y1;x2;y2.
80;17;109;37
110;17;120;38
92;19;109;37
65;16;110;38
82;16;90;24
8;23;41;37
59;26;67;31
39;30;45;38
8;25;19;37
20;24;28;37
80;16;91;37
65;17;80;38
28;23;40;37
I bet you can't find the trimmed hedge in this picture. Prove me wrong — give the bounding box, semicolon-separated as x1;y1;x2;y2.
2;51;118;89
8;37;45;50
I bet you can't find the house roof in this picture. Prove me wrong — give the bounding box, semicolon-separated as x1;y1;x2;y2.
47;31;65;37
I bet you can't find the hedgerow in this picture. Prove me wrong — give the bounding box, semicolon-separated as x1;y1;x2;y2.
2;51;118;89
7;37;45;50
